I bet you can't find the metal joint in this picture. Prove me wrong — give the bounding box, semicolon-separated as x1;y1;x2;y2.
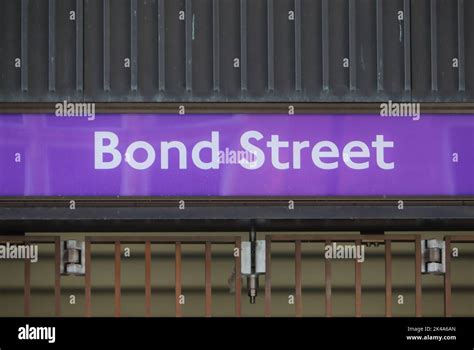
421;239;445;275
60;240;85;276
241;229;266;304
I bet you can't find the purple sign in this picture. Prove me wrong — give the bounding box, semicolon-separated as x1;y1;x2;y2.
0;114;473;197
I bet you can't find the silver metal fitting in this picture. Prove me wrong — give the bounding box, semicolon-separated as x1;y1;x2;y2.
60;240;85;276
421;239;446;275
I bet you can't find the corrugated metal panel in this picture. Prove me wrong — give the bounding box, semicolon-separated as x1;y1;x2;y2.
0;0;472;102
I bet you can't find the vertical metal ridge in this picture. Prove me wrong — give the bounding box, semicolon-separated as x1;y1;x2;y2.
175;242;182;317
145;241;151;317
48;0;56;92
415;236;422;317
76;0;84;92
348;0;356;92
295;241;302;317
325;240;332;317
376;0;383;92
321;0;329;92
205;242;212;317
24;258;31;317
355;239;362;317
430;0;438;92
130;0;138;92
294;0;302;92
240;0;248;91
114;241;121;317
103;0;110;92
212;0;220;92
21;0;28;92
54;238;61;317
235;237;242;317
267;0;274;92
403;0;411;92
444;237;452;317
457;0;465;92
158;0;166;92
84;238;91;317
185;0;192;92
385;240;392;317
264;237;271;316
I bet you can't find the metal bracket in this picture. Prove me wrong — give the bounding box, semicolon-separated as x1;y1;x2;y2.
241;232;266;304
421;239;446;275
60;240;85;276
241;240;266;275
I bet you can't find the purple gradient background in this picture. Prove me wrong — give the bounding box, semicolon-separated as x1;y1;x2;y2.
0;114;473;197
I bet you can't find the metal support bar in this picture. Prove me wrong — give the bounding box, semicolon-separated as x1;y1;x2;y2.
145;241;151;317
24;258;30;317
103;0;110;91
415;236;423;317
348;0;356;91
264;237;271;316
130;0;138;91
385;240;392;317
76;0;84;91
403;0;411;92
294;0;302;92
321;0;329;91
444;237;452;317
205;242;212;317
158;0;166;91
48;0;56;92
430;0;438;92
21;0;29;92
295;240;302;317
84;238;91;317
185;0;192;92
240;0;248;91
54;237;61;317
114;241;121;317
376;0;383;92
355;239;362;317
267;0;274;91
325;240;332;317
457;0;465;92
175;242;182;317
235;237;242;317
212;0;220;92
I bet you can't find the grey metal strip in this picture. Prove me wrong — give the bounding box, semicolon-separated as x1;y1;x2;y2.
457;0;465;92
376;0;383;92
49;0;56;92
403;0;411;92
185;0;192;92
267;0;274;92
158;0;165;92
322;0;329;91
240;0;248;91
213;0;220;92
349;0;356;92
21;0;28;92
131;0;138;92
295;0;302;92
430;0;438;92
103;0;110;92
76;0;84;92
